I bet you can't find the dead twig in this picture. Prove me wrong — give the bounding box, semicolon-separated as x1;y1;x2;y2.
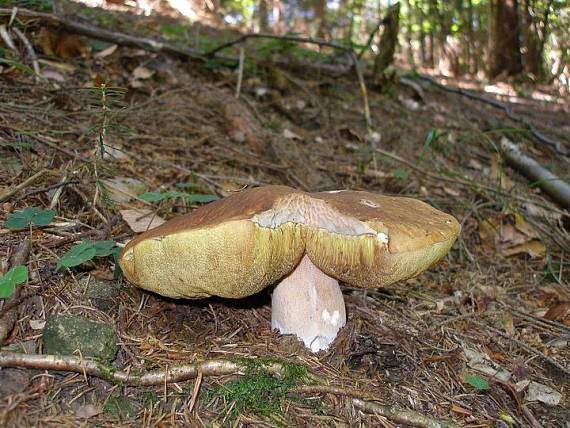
374;147;568;218
417;74;568;156
500;137;570;210
0;169;48;203
0;353;459;427
205;33;350;57
0;8;206;62
14;179;79;203
0;23;16;50
235;46;245;99
352;398;460;428
11;27;41;80
350;51;372;131
470;320;570;379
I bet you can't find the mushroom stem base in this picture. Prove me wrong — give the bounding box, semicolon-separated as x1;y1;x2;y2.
271;254;346;352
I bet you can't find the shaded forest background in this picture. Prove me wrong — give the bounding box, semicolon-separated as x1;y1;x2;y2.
86;0;570;91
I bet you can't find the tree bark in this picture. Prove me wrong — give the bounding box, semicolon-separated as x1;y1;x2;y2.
313;0;327;38
373;2;400;79
257;0;269;32
490;0;523;78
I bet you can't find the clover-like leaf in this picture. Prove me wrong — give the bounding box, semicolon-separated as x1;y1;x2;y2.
93;240;118;257
463;373;489;391
137;192;167;202
57;241;97;269
5;207;55;229
184;194;218;203
0;265;28;299
57;240;120;271
138;191;217;204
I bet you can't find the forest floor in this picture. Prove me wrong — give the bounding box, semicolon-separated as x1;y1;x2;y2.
1;2;569;427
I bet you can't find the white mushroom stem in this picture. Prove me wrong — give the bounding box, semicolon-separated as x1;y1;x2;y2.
271;254;346;352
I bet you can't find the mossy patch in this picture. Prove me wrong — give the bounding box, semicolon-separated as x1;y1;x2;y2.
205;357;308;422
103;394;138;419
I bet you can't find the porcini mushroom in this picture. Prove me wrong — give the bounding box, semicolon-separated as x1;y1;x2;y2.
119;186;460;352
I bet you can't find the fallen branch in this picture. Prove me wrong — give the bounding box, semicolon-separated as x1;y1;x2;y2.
500;138;570;210
11;26;41;80
0;352;459;427
0;8;205;62
0;169;48;202
417;74;568;156
205;32;350;57
352;398;460;428
374;147;568;218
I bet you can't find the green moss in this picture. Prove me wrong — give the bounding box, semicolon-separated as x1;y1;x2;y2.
142;391;160;407
96;362;119;385
206;357;308;423
103;394;137;418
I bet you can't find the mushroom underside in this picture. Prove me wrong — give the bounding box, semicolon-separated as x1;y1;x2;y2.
271;254;346;352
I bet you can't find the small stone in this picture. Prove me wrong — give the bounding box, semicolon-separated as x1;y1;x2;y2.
43;314;118;362
79;277;120;313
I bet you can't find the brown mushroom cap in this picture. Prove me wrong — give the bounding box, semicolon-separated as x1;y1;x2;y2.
119;185;460;299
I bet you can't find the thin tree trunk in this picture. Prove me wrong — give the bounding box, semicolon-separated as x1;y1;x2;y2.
258;0;269;32
373;2;400;79
313;0;327;38
491;0;523;78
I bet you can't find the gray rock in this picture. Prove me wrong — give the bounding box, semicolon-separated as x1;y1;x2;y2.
43;314;117;362
79;277;120;312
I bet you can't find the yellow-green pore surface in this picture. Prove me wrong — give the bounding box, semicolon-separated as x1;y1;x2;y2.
119;186;461;299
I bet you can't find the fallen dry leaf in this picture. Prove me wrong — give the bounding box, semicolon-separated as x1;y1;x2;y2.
101;177;146;204
516;380;562;406
93;44;118;59
451;403;472;416
282;129;302;140
543;302;570;321
478;213;546;259
120;209;165;233
490;153;514;191
75;404;102;419
132;65;155;80
502;239;546;258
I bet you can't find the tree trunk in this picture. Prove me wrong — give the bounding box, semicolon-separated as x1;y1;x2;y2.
490;0;523;78
373;2;400;79
258;0;269;32
466;0;474;73
417;1;427;65
313;0;327;38
403;0;415;67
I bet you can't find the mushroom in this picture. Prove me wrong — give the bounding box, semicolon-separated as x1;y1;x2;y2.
119;186;460;352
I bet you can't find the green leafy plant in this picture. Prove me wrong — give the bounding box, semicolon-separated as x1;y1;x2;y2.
419;128;439;161
463;373;489;391
0;265;28;299
57;240;121;270
205;358;307;421
392;169;410;180
138;191;218;204
5;207;56;229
